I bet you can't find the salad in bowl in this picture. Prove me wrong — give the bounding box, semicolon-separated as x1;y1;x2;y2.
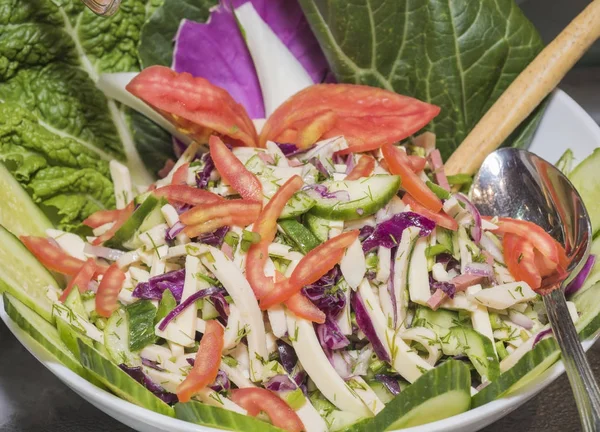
1;0;600;431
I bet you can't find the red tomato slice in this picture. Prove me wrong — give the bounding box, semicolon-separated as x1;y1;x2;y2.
484;217;559;264
260;84;440;151
408;155;427;173
382;144;442;212
503;233;542;289
95;263;126;318
59;259;97;302
295;110;337;149
171;162;189;185
127;66;258;148
93;202;134;246
285;293;326;324
403;194;458;231
177;320;224;403
180;200;261;226
154;185;225;206
246;176;304;299
230;388;304;432
20;236;106;277
345;155;375;180
260;231;359;309
83;209;122;229
210;135;263;203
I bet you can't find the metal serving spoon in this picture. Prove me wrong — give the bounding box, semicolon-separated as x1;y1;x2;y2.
471;147;600;430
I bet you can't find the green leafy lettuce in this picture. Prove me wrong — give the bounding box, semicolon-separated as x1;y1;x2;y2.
0;0;154;231
299;0;545;159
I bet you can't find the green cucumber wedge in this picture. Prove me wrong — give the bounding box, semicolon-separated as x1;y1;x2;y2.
0;225;60;322
349;360;471;431
76;336;175;417
574;281;600;340
570;148;600;235
472;338;560;408
104;194;166;250
305;213;331;242
175;401;284;432
278;219;322;254
0;162;53;237
449;326;499;382
308;175;401;221
280;191;315;219
570;236;600;302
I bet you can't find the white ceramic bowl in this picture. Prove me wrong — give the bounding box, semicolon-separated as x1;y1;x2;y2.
2;89;600;432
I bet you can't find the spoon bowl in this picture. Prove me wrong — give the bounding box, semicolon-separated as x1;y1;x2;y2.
471;147;599;430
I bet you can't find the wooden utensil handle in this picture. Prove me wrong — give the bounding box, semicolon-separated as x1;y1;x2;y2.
445;0;600;176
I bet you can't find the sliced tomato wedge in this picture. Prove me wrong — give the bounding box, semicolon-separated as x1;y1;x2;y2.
93;202;134;246
408;155;427;173
484;217;559;264
154;184;225;206
503;233;542;289
20;236;106;277
246;176;304;299
95;263;126;318
59;259;97;302
171;162;189;185
177;320;224;403
230;388;304;432
382;144;442;212
180;200;262;226
403;194;458;231
260;231;359;309
83;209;122;229
285;293;326;324
209;135;263;203
345;155;375;180
127;66;258;147
260;83;440;152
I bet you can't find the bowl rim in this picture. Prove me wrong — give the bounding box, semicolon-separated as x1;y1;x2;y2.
2;88;600;432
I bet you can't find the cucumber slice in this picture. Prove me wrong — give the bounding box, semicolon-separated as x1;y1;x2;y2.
104;194;165;250
573;280;600;340
3;293;88;379
125;300;157;351
305;214;331;243
104;308;141;366
64;288;88;320
472;338;559;408
0;162;53;237
570;236;600;300
570;148;600;234
0;225;60;322
413;307;460;355
75;336;175;416
308;175;401;221
174;401;284;431
349;360;471;431
449;326;499;382
280;191;315;219
278;219;322;254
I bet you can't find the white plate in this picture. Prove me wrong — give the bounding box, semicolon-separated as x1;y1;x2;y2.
2;89;600;432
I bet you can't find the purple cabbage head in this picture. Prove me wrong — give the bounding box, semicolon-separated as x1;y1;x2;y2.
302;266;345;319
362;212;435;253
119;365;178;404
133;269;186;303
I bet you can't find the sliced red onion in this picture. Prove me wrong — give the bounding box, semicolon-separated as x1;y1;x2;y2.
276;143;315;157
428;149;450;191
345;154;355;175
464;262;494;278
565;254;596;296
258;152;275;165
83;243;125;261
221;242;234;260
165;222;185;242
375;374;401;395
264;374;298;392
158;286;221;331
509;310;534;330
141;358;165;371
309;157;331;178
351;292;390;363
532;328;553;348
456;193;482;243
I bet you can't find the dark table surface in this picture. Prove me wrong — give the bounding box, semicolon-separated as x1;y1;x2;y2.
0;317;593;432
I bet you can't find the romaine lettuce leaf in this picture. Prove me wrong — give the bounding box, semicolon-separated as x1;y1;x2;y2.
299;0;545;159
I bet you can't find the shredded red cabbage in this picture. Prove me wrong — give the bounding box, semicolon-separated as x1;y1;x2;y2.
303;184;350;201
195;153;215;189
264;374;298;392
429;274;456;299
210;370;231;392
209;291;231;323
165;222;185;242
119;365;178;404
276;143;315;157
565;254;596;296
532;328;553;347
316;318;350;350
141;358;165;372
456;194;482;243
133;269;186;303
309;157;331;178
158;286;222;331
362;212;435;253
199;226;230;248
375;374;401;395
351;292;390;362
302;266;345;319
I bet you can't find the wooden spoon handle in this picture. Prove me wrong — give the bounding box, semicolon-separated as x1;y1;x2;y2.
445;0;600;176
